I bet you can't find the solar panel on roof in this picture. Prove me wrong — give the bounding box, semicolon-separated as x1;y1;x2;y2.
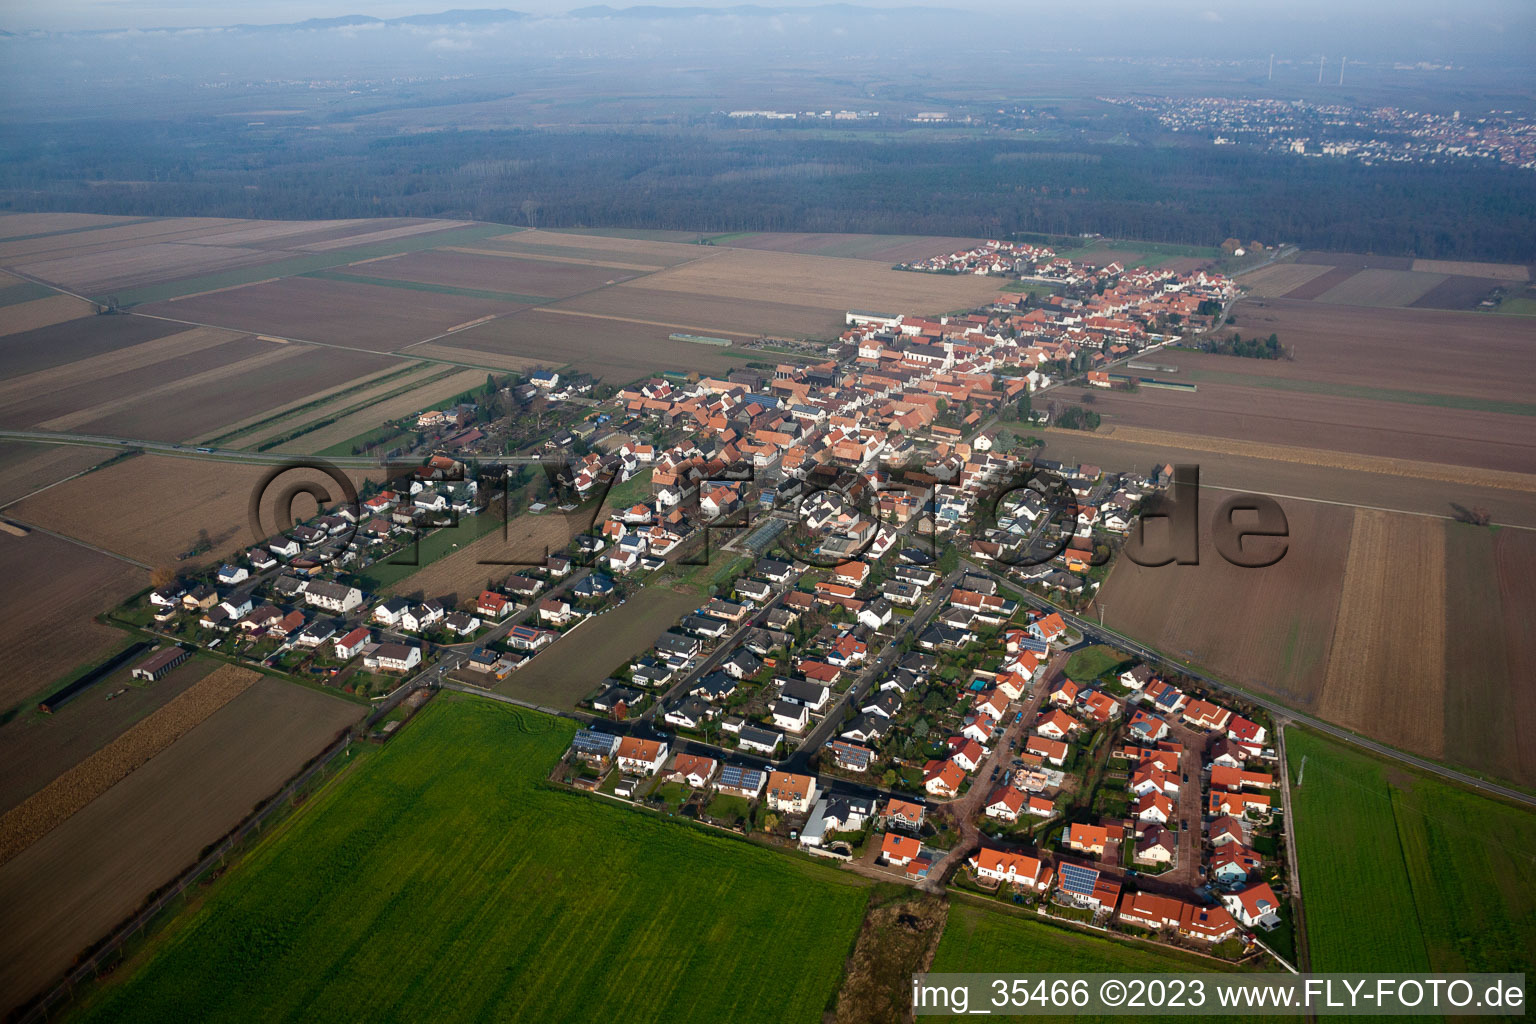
1058;863;1099;896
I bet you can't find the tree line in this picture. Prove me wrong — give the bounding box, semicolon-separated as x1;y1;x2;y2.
2;121;1532;262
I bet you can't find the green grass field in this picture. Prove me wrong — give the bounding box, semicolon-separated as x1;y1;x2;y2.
932;903;1276;1022
1063;645;1128;682
1287;728;1536;974
75;697;872;1024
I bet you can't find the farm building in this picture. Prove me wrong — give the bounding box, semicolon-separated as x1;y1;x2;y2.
131;646;189;681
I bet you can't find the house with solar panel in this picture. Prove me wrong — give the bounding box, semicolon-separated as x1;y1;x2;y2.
569;729;620;765
1054;860;1122;912
717;763;767;799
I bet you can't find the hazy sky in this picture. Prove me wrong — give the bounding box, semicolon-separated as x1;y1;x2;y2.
2;0;1531;59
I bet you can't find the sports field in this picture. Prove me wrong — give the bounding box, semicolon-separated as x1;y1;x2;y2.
72;696;872;1024
1286;729;1536;975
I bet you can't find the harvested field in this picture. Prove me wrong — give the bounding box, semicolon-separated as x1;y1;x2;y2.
1059;375;1536;474
1411;259;1529;281
383;512;588;603
175;219;369;248
18;242;280;295
0;441;117;506
1024;428;1536;528
1317;510;1446;758
283;368;488;455
137;276;520;352
1050;424;1536;493
444;244;665;273
35;341;309;434
492;586;701;709
715;231;988;263
0;676;362;1012
550;285;845;339
1225;297;1536;403
0;314;182;379
197;360;418;445
356;249;643;297
228;363;437;449
297;219;472;252
1099;500;1353;706
1234;262;1333;297
0;657;216;815
403;341;547;373
9;454;382;568
0;213;141;239
616;246;1006;313
447;308;747;383
1295;251;1414;270
0;663;259;867
1311;268;1447;307
1442;526;1536;786
0;531;145;708
1282;265;1358;299
0;294;94;336
1407;275;1505;310
0;217;238;263
481;228;707;268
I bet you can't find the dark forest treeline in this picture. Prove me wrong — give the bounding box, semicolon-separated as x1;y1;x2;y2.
2;122;1531;262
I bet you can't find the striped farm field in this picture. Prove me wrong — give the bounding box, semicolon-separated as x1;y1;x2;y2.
71;697;872;1024
279;367;487;455
1287;728;1536;974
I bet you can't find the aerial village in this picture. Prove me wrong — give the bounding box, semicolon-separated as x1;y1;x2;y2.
107;247;1290;962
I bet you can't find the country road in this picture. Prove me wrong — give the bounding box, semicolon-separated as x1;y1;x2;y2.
965;558;1536;809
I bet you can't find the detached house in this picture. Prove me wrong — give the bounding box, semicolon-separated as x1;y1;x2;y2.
615;736;669;775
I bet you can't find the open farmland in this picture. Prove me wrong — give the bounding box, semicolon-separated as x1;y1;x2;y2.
1407;274;1508;310
0;656;215;815
137;276;520;352
1235;262;1335;298
1442;525;1536;785
613;246;1006;316
1025;428;1536;528
0;312;186;379
0;441;117;505
931;904;1262;1024
200;361;421;447
0;677;362;1014
709;231;989;263
492;586;701;709
1099;500;1354;707
280;368;488;455
1287;729;1536;974
8;454;382;569
69;697;871;1024
472;227;710;268
1280;266;1360;299
1309;267;1448;307
0;293;95;336
1058;374;1536;474
0;531;146;708
354;248;645;297
446;308;749;382
0;663;260;867
1099;498;1536;786
1316;511;1446;759
1410;258;1529;281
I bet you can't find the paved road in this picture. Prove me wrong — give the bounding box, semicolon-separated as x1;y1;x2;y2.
964;558;1536;809
0;427;388;469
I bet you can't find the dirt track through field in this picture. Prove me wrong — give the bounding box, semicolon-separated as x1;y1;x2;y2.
1318;510;1446;758
0;664;258;867
1063;426;1536;493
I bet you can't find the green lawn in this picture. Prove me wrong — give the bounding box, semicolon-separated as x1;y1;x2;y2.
1063;645;1128;682
1287;728;1536;974
75;697;872;1024
932;903;1274;1023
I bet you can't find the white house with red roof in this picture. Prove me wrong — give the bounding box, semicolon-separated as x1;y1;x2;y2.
1222;882;1282;929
